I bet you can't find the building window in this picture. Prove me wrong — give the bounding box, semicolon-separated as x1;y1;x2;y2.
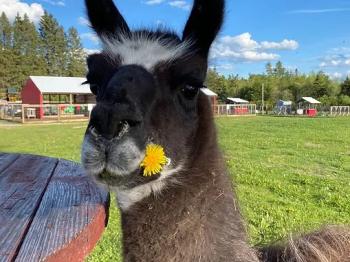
60;94;70;103
43;94;50;103
50;94;59;103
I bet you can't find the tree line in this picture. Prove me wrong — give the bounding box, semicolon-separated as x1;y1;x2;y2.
0;11;86;98
206;61;350;108
1;10;350;108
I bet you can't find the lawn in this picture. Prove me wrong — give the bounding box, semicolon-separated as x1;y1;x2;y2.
0;116;349;261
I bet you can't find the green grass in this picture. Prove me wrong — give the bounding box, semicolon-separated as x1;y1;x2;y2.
216;117;350;245
0;117;349;260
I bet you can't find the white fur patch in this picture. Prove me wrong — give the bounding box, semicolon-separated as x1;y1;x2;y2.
81;137;106;176
115;164;183;211
106;137;144;176
101;34;191;70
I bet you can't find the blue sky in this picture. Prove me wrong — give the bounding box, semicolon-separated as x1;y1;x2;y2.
2;0;350;79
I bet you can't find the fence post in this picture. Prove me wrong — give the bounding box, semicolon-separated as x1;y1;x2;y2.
58;105;61;122
21;104;25;124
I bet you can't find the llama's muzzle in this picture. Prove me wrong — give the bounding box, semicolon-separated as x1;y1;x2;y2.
88;64;155;141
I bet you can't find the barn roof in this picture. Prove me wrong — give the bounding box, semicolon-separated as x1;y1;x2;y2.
300;97;321;104
227;97;249;104
29;76;91;94
200;88;217;96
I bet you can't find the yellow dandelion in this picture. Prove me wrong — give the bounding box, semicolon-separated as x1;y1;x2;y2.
140;144;168;177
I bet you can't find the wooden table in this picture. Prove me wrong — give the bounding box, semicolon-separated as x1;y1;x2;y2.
0;153;109;262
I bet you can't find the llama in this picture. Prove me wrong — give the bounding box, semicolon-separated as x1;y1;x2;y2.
81;0;350;261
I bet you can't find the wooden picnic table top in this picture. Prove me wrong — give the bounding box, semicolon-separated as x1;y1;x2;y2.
0;153;109;262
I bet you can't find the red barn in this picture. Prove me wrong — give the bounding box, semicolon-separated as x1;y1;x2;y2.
200;87;218;105
22;76;94;105
21;76;95;119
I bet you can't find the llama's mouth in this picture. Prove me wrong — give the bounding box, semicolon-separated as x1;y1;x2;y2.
82;121;148;185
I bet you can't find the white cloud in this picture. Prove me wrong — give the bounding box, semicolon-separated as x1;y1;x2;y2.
210;32;298;62
209;63;234;71
168;1;191;10
318;47;350;79
144;0;165;5
78;16;90;27
319;53;350;68
0;0;44;23
81;33;100;45
288;8;350;14
84;48;101;55
41;0;65;6
260;39;299;50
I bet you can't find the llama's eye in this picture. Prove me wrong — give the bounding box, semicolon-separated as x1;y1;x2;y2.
181;85;199;100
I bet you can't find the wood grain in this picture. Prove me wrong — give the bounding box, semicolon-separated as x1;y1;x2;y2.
0;154;58;262
15;159;109;262
0;153;19;174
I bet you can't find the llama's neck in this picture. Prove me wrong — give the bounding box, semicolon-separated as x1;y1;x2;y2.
119;151;258;262
118;98;258;261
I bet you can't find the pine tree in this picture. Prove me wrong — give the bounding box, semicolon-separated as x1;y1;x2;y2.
265;62;273;76
39;11;68;75
67;27;86;77
12;14;23;52
274;61;285;78
22;14;40;56
340;76;350;96
312;71;331;98
0;12;12;49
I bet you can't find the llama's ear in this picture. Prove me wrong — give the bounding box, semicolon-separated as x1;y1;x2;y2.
182;0;224;57
85;0;130;38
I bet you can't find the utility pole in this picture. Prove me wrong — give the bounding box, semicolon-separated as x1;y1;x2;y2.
262;83;265;115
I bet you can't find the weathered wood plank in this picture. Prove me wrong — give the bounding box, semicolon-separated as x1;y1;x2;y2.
0;153;19;174
15;159;109;262
0;154;58;262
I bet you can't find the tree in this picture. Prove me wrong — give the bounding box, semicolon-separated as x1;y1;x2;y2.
39;11;67;75
12;14;23;51
265;62;273;76
22;14;40;56
205;68;227;102
66;27;86;77
0;12;12;49
13;14;39;55
274;61;286;78
311;71;332;98
340;76;350;96
338;95;350;105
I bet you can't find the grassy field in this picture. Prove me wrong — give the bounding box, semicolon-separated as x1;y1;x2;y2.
0;116;349;261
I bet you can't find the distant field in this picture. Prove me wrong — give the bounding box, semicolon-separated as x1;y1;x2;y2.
0;116;349;260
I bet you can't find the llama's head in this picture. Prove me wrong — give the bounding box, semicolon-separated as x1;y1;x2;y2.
81;0;224;199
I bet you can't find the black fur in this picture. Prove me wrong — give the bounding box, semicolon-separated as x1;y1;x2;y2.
85;0;130;37
183;0;225;56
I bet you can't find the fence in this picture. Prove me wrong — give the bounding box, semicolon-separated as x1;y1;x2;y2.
213;104;256;116
330;106;350;116
1;103;257;122
0;104;95;123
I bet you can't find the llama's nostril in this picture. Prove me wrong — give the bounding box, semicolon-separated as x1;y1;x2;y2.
88;120;140;141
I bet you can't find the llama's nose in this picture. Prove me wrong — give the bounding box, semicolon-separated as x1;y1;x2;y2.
89;103;141;140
